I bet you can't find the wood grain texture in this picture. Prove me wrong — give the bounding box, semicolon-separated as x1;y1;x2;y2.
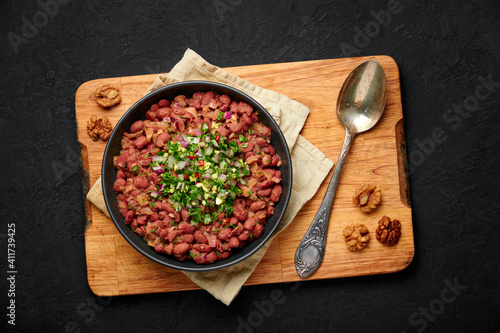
75;56;414;296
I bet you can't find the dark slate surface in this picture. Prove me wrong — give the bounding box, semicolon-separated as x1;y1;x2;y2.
1;0;499;332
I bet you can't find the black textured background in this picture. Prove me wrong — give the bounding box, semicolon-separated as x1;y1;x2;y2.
1;0;500;332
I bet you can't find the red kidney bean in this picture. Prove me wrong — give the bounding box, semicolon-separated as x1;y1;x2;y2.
145;109;157;121
125;210;134;225
267;205;275;216
227;123;243;133
231;222;244;236
154;244;166;253
219;94;231;106
162;201;175;213
261;154;272;167
173;243;190;255
240;141;254;153
238;230;250;241
173;210;181;222
237;101;253;115
181;234;194;243
228;236;240;248
159;228;169;240
254;210;267;221
254;137;268;147
240;113;252;125
178;222;195;234
270;185;282;202
228;101;238;112
262;145;275;155
250;201;266;212
246;154;261;165
253;123;271;137
116;170;126;179
158;211;167;220
194;230;208;244
217;251;231;261
133;136;148;149
133;176;149;189
150;202;161;212
155;132;170;147
190;249;201;262
193;244;212;253
259;179;274;189
201;91;215;105
137;216;147;226
156;107;171;119
218;228;232;241
253;224;264;239
204;251;217;263
130;120;143;133
164;243;173;255
113;178;126;192
158;99;170;107
232;204;248;221
167;229;178;242
244;217;257;231
218;125;230;137
269;154;279;167
115;152;129;169
180;209;189;221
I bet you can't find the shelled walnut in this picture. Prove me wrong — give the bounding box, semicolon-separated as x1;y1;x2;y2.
87;115;112;141
375;216;401;246
94;84;121;108
343;224;370;252
353;184;381;213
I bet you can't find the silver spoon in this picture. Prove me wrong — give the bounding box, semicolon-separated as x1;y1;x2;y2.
294;59;388;278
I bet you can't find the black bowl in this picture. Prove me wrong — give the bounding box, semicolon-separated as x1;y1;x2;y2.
102;80;292;272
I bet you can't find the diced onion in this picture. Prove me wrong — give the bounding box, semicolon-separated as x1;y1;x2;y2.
214;153;220;163
150;191;159;198
166;155;176;169
177;160;186;170
178;134;189;148
205;146;213;156
224;111;231;119
152;155;167;164
218;174;227;182
152;165;164;174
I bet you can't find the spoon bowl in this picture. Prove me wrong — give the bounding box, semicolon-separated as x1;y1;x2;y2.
337;60;387;134
295;59;388;278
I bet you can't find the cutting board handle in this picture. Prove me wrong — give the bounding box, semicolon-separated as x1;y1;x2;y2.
395;119;411;207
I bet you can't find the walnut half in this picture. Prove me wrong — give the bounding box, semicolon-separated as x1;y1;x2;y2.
375;216;401;246
343;223;370;252
353;184;381;213
87;115;112;141
94;84;121;108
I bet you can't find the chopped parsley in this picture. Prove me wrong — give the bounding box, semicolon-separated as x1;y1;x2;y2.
155;132;250;225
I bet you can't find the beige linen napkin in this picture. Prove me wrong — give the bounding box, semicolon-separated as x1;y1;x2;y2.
86;49;334;305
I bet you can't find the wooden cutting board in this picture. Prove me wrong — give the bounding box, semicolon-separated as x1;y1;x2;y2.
76;55;414;296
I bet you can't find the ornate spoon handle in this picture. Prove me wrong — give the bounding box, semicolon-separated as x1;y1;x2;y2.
294;129;355;278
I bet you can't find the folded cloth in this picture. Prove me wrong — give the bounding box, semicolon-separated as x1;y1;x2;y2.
86;49;334;305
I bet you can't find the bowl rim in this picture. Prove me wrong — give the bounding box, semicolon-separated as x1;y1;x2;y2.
102;80;292;272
